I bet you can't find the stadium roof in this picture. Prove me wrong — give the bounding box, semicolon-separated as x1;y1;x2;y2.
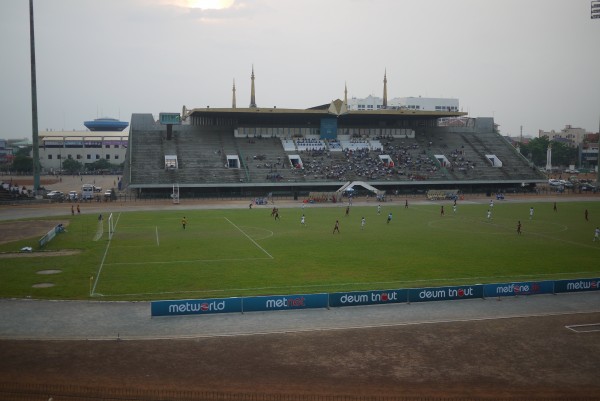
186;99;466;126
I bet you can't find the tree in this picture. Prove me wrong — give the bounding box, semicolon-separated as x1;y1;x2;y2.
85;158;113;172
62;159;83;174
518;137;577;168
519;137;549;166
11;155;33;173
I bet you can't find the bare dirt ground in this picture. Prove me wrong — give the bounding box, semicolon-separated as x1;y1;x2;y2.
0;220;69;246
0;312;599;400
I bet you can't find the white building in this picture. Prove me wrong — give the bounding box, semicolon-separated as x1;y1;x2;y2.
347;96;459;112
538;125;587;148
39;130;128;172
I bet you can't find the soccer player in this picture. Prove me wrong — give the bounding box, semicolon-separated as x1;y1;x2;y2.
387;212;392;224
489;200;494;209
553;202;557;212
440;206;444;216
487;209;492;220
301;215;305;226
377;204;381;215
594;227;599;242
77;204;80;215
361;217;366;230
517;221;522;235
345;205;350;217
529;207;534;220
453;204;457;214
333;220;340;234
405;199;408;208
181;216;187;230
585;209;589;222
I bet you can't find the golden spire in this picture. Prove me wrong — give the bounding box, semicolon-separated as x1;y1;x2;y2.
232;79;236;109
249;65;257;108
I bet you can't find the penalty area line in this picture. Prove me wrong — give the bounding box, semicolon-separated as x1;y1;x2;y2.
225;217;273;259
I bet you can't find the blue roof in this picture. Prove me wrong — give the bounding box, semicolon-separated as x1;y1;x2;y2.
84;118;129;132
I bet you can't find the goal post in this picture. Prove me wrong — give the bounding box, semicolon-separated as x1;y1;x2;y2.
108;213;115;240
172;184;180;204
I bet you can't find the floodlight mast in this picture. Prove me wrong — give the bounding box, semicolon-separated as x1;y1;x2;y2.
29;0;41;192
594;1;600;184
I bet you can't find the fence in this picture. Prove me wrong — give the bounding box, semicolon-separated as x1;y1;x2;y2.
151;278;600;317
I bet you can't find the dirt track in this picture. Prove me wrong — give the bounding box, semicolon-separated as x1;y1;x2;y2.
0;312;599;400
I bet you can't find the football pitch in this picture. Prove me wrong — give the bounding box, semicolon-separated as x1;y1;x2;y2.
1;200;599;301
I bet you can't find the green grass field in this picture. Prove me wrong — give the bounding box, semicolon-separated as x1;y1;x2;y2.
1;200;599;301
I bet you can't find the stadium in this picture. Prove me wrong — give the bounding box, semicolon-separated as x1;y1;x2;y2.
122;71;546;200
1;71;599;401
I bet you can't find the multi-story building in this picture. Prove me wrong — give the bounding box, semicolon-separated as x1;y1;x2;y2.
347;95;459;112
538;125;587;148
38;118;128;172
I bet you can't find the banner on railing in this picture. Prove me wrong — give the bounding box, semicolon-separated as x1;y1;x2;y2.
242;293;328;312
151;278;599;317
554;278;600;294
151;297;242;316
483;281;554;298
408;284;483;303
329;289;408;307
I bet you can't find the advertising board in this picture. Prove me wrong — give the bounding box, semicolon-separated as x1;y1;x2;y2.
329;289;408;307
242;293;328;312
554;278;600;293
483;281;554;298
151;297;242;317
408;284;483;303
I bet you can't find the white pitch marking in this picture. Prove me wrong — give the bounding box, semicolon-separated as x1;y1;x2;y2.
91;212;121;296
225;217;274;259
565;323;600;333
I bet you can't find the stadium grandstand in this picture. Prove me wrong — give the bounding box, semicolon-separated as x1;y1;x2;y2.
122;70;546;199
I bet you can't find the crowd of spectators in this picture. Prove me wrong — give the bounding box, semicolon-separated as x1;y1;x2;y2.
0;181;29;199
295;138;326;151
447;147;476;172
290;138;444;182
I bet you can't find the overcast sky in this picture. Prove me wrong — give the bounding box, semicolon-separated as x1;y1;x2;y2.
1;0;599;139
